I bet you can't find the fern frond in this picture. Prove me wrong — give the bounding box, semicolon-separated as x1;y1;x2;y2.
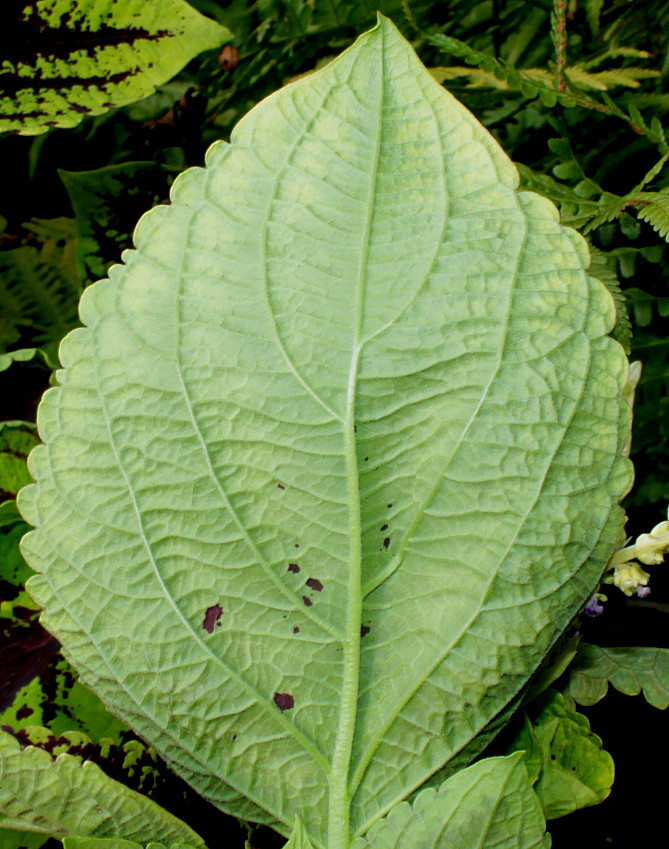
566;67;660;91
634;189;669;241
0;219;82;355
428;32;637;121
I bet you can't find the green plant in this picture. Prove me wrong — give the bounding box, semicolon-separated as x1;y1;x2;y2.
6;14;639;849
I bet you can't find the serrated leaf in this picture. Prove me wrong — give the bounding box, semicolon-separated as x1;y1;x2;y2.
0;0;231;135
351;755;549;849
18;16;631;848
0;729;204;847
563;643;669;708
508;690;614;820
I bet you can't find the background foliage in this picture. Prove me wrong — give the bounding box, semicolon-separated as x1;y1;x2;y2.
1;2;668;848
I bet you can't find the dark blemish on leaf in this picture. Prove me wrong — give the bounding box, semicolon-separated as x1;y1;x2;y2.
202;604;223;633
383;537;390;549
16;705;33;720
288;563;300;573
364;457;369;462
277;483;285;490
274;692;294;711
232;734;237;740
293;626;300;633
380;524;388;532
551;755;557;760
360;625;370;637
306;578;323;592
387;503;393;508
294;543;299;548
302;596;313;607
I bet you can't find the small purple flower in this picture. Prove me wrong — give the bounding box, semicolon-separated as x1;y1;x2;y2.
636;585;651;598
584;595;605;617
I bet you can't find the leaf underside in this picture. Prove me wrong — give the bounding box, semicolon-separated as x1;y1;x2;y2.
19;16;631;849
0;0;230;135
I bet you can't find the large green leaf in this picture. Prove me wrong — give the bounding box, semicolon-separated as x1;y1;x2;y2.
0;729;204;846
19;16;631;849
563;643;669;709
1;0;230;135
351;755;549;849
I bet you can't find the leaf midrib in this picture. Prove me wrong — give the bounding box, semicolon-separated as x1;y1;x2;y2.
326;29;386;849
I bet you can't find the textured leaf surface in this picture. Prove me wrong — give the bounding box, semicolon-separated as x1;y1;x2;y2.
351;755;549;849
507;691;613;819
563;643;669;709
0;0;230;135
0;730;204;846
19;16;631;849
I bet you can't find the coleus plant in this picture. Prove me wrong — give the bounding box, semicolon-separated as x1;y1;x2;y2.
9;14;634;849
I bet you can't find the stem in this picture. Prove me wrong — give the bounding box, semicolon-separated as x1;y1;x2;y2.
551;0;567;91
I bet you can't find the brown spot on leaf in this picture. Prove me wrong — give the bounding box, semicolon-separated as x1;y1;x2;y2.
302;596;313;607
277;483;285;490
274;692;294;711
383;537;390;549
293;626;300;634
360;625;370;637
306;578;323;592
288;563;300;574
202;604;223;633
387;503;393;508
380;524;388;532
16;705;33;720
